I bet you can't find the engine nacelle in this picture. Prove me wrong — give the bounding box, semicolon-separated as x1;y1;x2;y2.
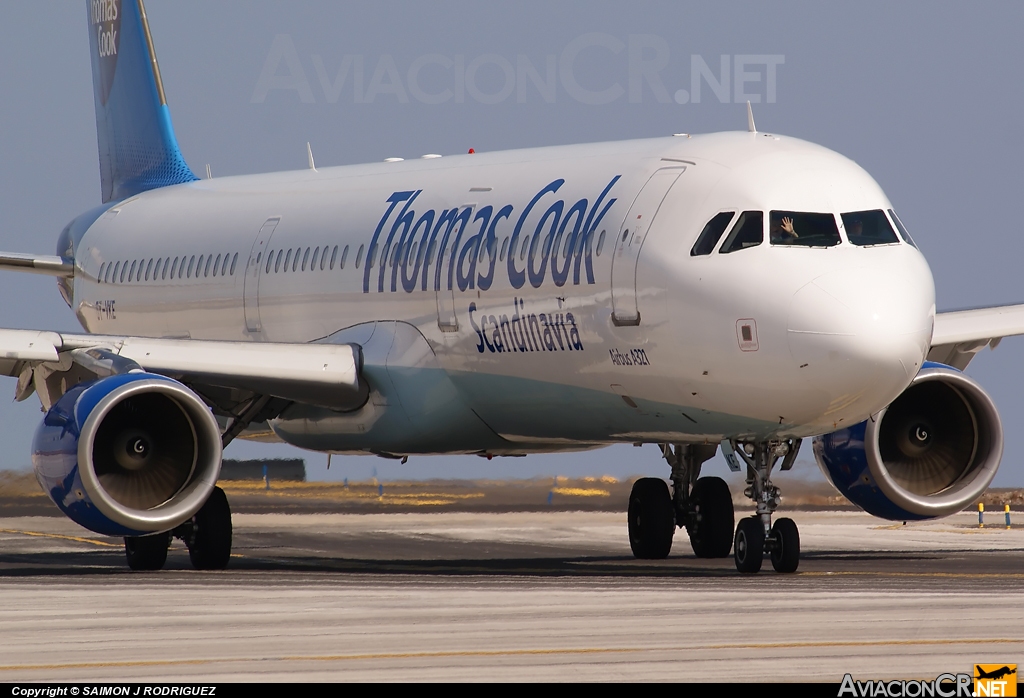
813;363;1002;520
32;373;222;536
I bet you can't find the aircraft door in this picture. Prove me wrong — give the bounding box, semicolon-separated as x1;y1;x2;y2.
610;167;685;326
436;206;474;333
243;217;280;333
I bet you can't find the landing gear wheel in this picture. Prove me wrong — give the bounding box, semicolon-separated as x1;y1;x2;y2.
628;478;675;559
687;476;735;558
770;517;800;573
733;517;764;574
124;532;170;571
187;486;232;570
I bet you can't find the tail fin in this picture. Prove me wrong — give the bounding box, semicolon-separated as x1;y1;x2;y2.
88;0;197;203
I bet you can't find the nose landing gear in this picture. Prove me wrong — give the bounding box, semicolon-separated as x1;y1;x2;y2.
726;438;802;573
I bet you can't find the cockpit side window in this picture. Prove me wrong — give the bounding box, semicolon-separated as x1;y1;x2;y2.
769;211;841;247
842;210;899;246
887;209;918;248
719;211;763;254
691;211;735;256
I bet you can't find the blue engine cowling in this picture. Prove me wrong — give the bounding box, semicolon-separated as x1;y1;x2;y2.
813;362;1002;521
31;373;223;536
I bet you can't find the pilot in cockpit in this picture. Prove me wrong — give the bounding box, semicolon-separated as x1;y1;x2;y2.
771;215;799;243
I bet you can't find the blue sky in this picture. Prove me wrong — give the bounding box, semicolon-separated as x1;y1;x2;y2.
1;2;1022;485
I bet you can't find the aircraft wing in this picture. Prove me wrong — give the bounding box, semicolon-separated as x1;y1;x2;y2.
929;303;1024;369
0;329;366;417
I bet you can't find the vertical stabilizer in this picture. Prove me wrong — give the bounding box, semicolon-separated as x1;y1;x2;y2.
88;0;197;203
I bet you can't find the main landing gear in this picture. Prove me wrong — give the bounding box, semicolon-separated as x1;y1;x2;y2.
727;438;802;574
627;439;803;574
123;486;233;571
628;444;734;561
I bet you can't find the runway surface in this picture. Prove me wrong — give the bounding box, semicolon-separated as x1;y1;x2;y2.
0;510;1022;682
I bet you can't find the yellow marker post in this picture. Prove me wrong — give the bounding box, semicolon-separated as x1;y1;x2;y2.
979;502;984;528
1006;504;1012;529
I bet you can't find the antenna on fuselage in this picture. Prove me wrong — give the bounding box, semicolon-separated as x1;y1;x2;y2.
747;101;757;133
307;142;317;171
205;164;212;179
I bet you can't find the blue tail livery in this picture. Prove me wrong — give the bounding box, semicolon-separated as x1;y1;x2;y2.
88;0;197;203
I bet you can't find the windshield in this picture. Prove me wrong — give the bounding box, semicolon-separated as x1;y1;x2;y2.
842;209;899;246
719;211;763;253
691;211;735;256
769;211;841;247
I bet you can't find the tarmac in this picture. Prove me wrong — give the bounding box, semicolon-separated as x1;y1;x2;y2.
0;506;1022;682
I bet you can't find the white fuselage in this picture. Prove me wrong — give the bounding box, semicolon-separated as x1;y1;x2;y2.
66;131;936;454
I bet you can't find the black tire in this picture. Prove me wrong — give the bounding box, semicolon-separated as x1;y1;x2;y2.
733;516;764;574
687;477;735;558
124;532;170;571
770;517;800;573
188;486;232;570
628;478;675;559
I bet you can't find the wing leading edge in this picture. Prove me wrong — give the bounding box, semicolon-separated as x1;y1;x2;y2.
929;303;1024;369
0;328;366;415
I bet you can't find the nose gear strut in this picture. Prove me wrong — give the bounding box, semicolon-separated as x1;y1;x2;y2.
724;438;802;573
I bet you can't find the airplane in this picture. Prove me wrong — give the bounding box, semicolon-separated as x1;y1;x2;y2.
6;0;1024;574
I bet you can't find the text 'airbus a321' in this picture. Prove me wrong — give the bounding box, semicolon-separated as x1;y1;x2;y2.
5;0;1023;573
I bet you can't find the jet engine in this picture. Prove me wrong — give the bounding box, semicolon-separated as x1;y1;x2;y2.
32;373;222;536
813;363;1002;520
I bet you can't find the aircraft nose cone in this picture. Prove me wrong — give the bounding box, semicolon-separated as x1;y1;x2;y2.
788;266;933;426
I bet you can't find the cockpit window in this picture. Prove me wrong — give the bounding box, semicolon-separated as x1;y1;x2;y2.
719;211;763;254
769;211;841;247
691;211;735;256
887;209;918;248
842;209;899;246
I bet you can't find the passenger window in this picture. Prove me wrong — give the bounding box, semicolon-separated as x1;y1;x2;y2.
230;253;238;275
187;255;195;278
769;211;841;247
98;262;106;283
197;255;204;279
410;241;419;263
282;249;292;272
720;211;764;253
145;259;153;281
264;251;273;274
221;254;229;276
887;209;918;248
842;210;899;246
204;255;213;277
302;247;310;271
170;257;179;279
154;258;163;280
426;241;436;264
136;260;144;282
212;254;220;277
500;237;509;261
691;212;735;256
337;245;345;270
118;261;128;283
356;245;364;268
129;260;138;282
